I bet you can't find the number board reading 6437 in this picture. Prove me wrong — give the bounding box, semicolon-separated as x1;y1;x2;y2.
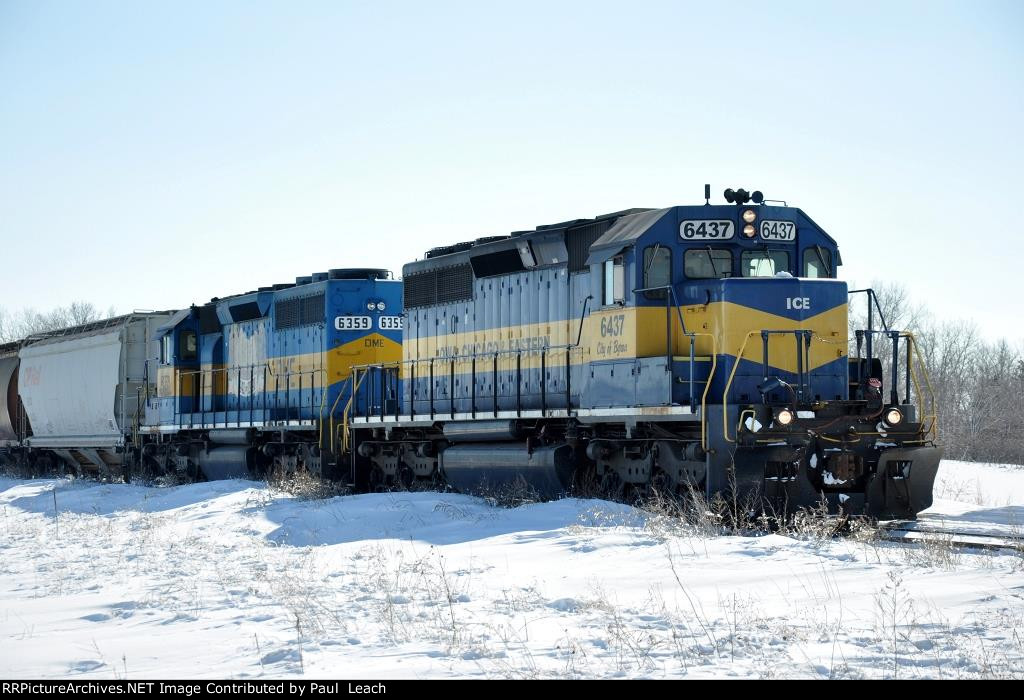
679;220;734;240
759;220;796;241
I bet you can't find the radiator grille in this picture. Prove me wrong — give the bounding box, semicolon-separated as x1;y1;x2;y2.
567;220;613;272
404;264;474;308
275;293;325;330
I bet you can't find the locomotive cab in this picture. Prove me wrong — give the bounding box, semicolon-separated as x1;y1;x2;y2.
581;203;847;409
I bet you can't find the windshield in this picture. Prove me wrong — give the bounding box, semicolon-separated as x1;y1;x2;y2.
684;248;732;279
741;250;790;277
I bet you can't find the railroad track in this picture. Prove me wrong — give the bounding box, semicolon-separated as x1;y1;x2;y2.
881;520;1024;552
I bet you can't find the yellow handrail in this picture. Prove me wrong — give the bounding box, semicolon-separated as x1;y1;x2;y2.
324;375;353;453
718;329;938;445
340;368;369;454
900;332;938;440
686;332;718;452
720;330;761;443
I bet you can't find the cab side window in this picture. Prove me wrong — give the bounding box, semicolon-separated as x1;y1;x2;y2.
643;246;671;299
161;335;173;364
179;331;198;362
603;256;625;306
803;247;831;278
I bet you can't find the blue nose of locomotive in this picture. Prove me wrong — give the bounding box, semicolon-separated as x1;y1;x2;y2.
683;276;850;405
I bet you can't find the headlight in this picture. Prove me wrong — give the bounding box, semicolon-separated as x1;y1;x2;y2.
376;301;386;311
884;408;903;426
742;209;756;223
775;408;794;426
743;224;756;238
366;301;376;311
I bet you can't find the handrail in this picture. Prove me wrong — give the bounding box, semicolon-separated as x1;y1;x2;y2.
901;332;938;440
849;288;889;393
340;369;369;454
173;363;327;428
348;343;584;418
693;331;717;451
721;330;760;443
322;376;351;451
721;329;817;442
638;283;719;450
722;327;938;445
634;286;720;451
848;288;890;332
349;291;723;449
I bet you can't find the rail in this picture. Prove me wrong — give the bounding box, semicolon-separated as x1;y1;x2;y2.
901;331;938;440
720;329;820;443
348;342;586;423
633;284;718;449
339;371;368;454
322;375;352;453
347;287;720;451
849;287;890;392
852;328;936;438
721;326;937;443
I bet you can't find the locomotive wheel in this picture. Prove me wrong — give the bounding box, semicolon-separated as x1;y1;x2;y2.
397;464;415;490
598;471;624;501
571;464;600;498
368;466;386;493
648;469;674;499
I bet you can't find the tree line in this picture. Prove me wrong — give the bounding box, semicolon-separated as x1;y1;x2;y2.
850;282;1023;466
0;302;117;344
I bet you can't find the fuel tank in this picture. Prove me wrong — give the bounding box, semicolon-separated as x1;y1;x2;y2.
439;443;574;497
197;446;254;480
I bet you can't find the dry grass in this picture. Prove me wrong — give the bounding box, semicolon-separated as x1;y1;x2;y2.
266;467;349;501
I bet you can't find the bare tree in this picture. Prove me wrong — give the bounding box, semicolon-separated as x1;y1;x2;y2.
0;302;117;342
848;281;1022;464
848;281;926;337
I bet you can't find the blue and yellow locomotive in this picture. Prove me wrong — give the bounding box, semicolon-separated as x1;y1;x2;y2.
137;268;402;480
349;188;941;518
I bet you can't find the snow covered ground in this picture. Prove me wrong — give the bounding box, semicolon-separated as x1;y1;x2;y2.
1;460;1021;679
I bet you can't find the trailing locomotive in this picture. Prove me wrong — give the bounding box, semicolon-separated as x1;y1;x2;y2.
0;270;401;482
0;188;941;520
137;268;403;480
347;188;941;519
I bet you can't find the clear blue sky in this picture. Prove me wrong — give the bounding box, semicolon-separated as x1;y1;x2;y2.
1;1;1021;339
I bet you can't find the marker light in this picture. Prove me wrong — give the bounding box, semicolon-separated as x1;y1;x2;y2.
376;301;386;311
743;224;756;237
742;209;757;223
884;408;903;426
775;408;794;426
366;302;376;311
